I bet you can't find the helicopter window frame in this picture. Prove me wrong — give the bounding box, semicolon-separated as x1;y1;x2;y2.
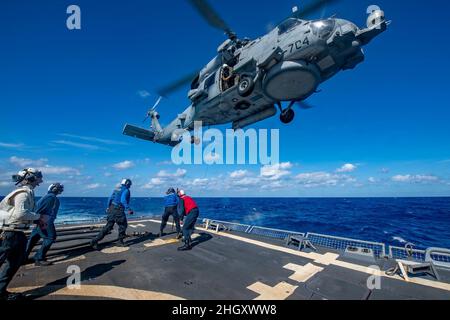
204;72;216;89
310;19;336;40
277;18;303;35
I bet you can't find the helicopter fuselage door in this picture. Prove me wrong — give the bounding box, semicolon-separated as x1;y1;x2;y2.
219;64;238;93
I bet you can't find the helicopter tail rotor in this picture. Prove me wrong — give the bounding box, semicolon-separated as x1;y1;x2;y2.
142;96;163;124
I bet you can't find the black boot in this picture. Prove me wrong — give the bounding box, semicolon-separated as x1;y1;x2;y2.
117;239;127;247
90;240;99;250
0;291;26;301
177;239;192;251
35;260;53;267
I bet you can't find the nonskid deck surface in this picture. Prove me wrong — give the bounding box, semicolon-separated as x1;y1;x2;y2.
9;218;450;300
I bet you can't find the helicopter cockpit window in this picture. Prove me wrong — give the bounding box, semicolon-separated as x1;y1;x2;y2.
277;18;302;35
310;19;336;40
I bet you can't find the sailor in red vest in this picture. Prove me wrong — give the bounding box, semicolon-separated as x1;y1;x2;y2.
176;189;199;251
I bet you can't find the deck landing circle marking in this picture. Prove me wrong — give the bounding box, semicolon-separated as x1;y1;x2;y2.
10;285;185;300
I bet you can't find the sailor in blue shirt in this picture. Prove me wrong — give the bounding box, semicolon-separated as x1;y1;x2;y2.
25;183;64;266
158;187;181;238
90;179;133;249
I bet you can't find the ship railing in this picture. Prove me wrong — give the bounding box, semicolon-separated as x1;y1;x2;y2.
389;246;426;261
306;232;386;258
247;226;305;240
203;219;251;233
389;246;450;267
202;219;304;239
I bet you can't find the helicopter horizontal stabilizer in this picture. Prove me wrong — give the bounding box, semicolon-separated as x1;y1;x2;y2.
123;124;156;143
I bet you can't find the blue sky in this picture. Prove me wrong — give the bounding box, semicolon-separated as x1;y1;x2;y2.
0;0;449;197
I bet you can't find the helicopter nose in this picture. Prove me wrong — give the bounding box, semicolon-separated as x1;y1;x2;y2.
328;21;365;70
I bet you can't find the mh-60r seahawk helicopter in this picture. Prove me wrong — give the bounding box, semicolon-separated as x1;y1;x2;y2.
123;0;389;147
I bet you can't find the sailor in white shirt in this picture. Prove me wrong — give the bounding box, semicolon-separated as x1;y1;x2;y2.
0;168;45;300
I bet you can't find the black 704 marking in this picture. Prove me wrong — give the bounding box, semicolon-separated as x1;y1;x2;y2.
283;37;310;55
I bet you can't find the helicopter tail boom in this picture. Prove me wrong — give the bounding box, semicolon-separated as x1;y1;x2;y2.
123;124;156;143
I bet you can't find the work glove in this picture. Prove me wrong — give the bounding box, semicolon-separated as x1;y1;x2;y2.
128;210;134;215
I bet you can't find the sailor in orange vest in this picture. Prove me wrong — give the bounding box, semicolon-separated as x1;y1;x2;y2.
176;189;199;251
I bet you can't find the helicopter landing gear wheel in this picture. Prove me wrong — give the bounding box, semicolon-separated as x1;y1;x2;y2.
238;76;254;97
280;109;295;124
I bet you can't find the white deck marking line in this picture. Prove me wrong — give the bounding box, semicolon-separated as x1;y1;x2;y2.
284;263;324;283
143;238;179;248
25;255;87;269
129;224;146;228
10;285;185;300
197;228;450;292
247;281;298;300
313;252;339;266
191;233;201;240
101;246;130;254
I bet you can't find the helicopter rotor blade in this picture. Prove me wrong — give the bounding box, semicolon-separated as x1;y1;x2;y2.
294;0;341;20
187;0;236;40
143;96;163;123
157;71;199;97
151;96;163;110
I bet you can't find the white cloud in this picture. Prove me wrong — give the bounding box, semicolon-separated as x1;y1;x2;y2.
204;152;221;163
138;90;151;98
0;142;24;149
380;168;390;174
142;169;188;190
391;174;439;183
260;162;292;180
0;181;9;187
295;172;355;188
230;170;249;179
142;177;166;189
53;140;102;151
113;161;135;170
9;156;48;168
191;178;209;187
86;183;102;190
230;177;261;187
157;160;174;166
368;177;378;183
104;172;113;177
39;165;81;176
157;168;187;178
336;163;357;173
59;134;129;146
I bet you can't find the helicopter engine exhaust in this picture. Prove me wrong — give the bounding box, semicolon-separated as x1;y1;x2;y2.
263;60;320;101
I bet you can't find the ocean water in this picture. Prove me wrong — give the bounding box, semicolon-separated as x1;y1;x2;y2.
49;197;450;250
1;196;449;249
